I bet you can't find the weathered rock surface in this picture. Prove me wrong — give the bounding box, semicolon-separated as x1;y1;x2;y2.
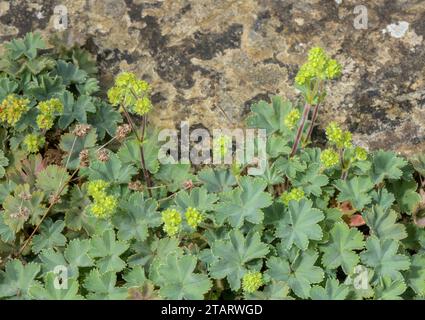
1;0;424;155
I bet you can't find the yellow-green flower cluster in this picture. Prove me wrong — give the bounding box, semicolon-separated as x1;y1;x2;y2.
107;72;153;116
161;208;182;236
325;121;352;149
87;180;117;218
213;135;231;158
320;148;339;168
295;47;342;86
0;94;29;125
354;146;368;161
242;271;263;293
284;109;301;130
23;134;45;153
36;98;63;130
281;187;305;205
185;207;203;229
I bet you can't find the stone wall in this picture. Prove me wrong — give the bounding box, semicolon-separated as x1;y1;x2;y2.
1;0;424;155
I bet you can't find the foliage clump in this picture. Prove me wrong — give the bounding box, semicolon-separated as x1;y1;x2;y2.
0;34;424;301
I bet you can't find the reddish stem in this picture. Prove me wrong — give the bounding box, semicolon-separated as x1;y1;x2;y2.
305;103;320;144
290;103;311;157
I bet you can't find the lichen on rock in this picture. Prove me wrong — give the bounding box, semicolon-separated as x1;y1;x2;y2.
1;0;424;156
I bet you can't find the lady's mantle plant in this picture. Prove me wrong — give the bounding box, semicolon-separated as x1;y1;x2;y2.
0;33;424;300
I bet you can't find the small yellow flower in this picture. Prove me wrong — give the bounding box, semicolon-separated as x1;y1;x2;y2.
284;109;301;130
320;149;339;168
325;122;352;149
162;208;182;236
354;146;368;161
242;271;263;293
107;72;153;116
87;179;117;218
87;180;110;198
0;94;29;125
185;207;203;229
23;134;45;153
295;47;341;86
134;96;152;116
281;187;305;205
90;194;117;218
36;98;63;130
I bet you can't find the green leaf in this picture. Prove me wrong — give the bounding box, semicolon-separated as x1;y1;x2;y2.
245;281;292;300
83;269;128;300
59;129;97;170
157;253;212;300
387;179;421;214
6;32;45;60
29;272;83;300
370;150;407;184
209;230;269;290
364;206;407;241
32;219;67;254
334;176;374;210
320;222;365;274
77;77;100;95
0;213;15;243
88;101;121;140
52;60;87;85
198;167;237;193
373;277;407;300
292;163;328;196
155;164;195;192
80;153;137;184
274;156;306;179
405;253;425;296
371;188;395;211
174;187;218;213
39;239;94;278
215;177;272;228
257;161;284;186
276;199;324;250
0;150;9;179
63;185;92;231
35;165;70;198
246;96;292;135
64;238;94;268
411;154;425;176
3;184;45;232
0;77;18;101
360;236;410;283
0;259;40;299
266;248;324;299
113;192;161;242
266;135;291;158
70;47;98;75
123;266;146;288
118;137;160;174
310;278;349;300
90;229;129;273
26;74;65;100
58;91;96;128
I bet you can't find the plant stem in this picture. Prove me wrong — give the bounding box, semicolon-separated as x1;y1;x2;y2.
120;105;152;197
339;148;349;180
290;103;311;157
304;103;320;144
17;168;79;256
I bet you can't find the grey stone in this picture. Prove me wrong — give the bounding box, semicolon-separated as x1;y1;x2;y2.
1;0;424;156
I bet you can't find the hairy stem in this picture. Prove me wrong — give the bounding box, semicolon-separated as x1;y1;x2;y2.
304;103;320;144
17;168;79;256
290;103;311;157
121;105;152;196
